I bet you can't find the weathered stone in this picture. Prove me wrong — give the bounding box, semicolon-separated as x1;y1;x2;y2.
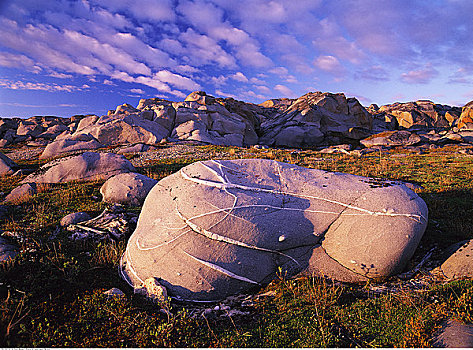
4;183;37;203
436;239;473;279
259;92;372;147
100;173;158;206
75;114;169;146
121;159;428;301
0;237;19;263
40;135;104;159
60;212;92;226
185;91;215;105
22;152;135;184
0;152;17;176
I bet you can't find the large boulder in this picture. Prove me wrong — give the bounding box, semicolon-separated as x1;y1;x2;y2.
121;159;428;301
100;172;158;206
0;152;17;175
40;134;104;159
73;113;169;146
22;152;135;184
258;92;372;147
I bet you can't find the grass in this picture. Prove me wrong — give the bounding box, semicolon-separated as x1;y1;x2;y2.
1;143;473;347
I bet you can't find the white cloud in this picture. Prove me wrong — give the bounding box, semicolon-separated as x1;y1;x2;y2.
0;51;41;72
154;70;201;91
0;79;86;92
313;55;346;76
49;72;73;79
103;79;115;85
401;63;439;84
230;72;249;83
274;84;294;97
131;88;145;94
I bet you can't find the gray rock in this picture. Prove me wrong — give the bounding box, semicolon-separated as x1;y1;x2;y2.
60;212;92;226
121;159;428;301
100;172;158;206
437;239;473;279
4;183;37;203
117;143;150;154
40;134;104;159
22;152;135;184
0;152;17;176
0;237;19;263
104;287;126;298
432;319;473;348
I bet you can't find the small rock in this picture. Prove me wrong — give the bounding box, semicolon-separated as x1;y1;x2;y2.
3;183;37;204
60;212;92;227
104;288;126;298
134;277;168;304
0;237;19;263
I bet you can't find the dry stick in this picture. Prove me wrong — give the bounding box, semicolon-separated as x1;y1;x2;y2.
397;247;436;280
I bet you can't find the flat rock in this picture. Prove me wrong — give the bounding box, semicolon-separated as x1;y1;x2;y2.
100;172;158;206
436;239;473;279
360;130;422;148
116;143;150;154
432;319;473;348
22;152;135;184
121;159;428;301
60;212;92;226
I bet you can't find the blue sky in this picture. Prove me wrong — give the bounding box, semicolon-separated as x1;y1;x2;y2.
0;0;473;118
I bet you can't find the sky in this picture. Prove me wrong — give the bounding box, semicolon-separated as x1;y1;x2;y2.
0;0;473;118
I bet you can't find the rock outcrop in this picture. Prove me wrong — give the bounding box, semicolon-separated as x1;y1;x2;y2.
374;100;461;129
258;92;372;147
121;159;428;301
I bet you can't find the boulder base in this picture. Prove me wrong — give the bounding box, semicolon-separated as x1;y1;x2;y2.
121;159;428;301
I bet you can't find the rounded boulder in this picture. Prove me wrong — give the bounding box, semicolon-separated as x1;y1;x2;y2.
100;173;158;206
121;159;428;301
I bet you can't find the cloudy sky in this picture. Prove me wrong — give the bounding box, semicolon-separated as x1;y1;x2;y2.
0;0;472;118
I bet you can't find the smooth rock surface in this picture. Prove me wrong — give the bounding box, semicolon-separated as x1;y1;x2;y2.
100;172;158;206
22;152;135;184
60;212;92;227
121;159;428;301
437;239;473;279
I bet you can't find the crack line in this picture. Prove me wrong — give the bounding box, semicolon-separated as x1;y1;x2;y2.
183;251;260;285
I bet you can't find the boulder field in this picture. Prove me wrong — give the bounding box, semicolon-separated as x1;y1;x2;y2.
1;91;472;158
120;159;428;301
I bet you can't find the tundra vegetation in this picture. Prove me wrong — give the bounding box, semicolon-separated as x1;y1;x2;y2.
1;143;473;347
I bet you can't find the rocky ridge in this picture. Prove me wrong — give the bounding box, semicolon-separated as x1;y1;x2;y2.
1;91;472;159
